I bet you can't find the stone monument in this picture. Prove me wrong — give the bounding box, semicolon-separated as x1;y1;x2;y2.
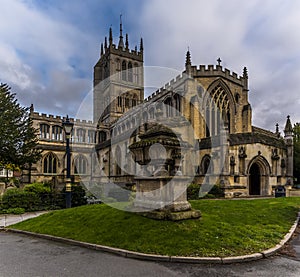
129;124;201;221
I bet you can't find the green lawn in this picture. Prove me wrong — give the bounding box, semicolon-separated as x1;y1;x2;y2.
10;198;300;257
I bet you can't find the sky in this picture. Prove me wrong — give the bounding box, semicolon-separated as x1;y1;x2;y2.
1;0;300;132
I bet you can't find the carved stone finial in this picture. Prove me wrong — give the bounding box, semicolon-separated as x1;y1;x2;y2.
284;115;293;135
217;57;222;66
243;67;248;79
118;14;124;49
140;38;144;52
185;49;191;67
275;123;280;137
100;43;103;55
109;27;113;45
125;33;129;50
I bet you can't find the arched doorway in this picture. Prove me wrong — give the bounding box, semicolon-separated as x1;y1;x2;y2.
249;163;260;195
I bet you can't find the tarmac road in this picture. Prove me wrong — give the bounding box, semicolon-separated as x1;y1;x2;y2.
0;231;300;277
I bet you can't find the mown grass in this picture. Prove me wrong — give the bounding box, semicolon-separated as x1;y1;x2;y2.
11;197;300;257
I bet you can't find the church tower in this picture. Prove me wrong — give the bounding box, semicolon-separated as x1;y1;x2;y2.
93;18;144;124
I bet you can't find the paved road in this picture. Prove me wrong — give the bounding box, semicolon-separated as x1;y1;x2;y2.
0;231;300;277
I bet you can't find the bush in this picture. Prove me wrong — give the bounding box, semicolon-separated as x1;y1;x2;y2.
201;184;225;199
1;189;41;211
61;184;87;207
0;207;25;214
23;182;51;194
23;182;54;209
209;184;225;198
187;183;200;200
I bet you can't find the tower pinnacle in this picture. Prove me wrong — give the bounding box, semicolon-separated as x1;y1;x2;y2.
125;33;129;50
109;27;113;45
140;38;144;52
284;115;293;136
243;67;248;79
118;14;124;49
185;49;191;67
101;43;103;55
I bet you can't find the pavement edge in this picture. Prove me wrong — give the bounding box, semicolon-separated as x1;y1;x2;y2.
2;212;299;264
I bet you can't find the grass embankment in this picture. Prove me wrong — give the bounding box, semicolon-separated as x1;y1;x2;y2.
11;198;300;257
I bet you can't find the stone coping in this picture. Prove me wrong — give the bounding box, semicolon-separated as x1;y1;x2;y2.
1;211;299;264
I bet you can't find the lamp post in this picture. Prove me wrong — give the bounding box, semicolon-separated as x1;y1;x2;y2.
62;115;74;208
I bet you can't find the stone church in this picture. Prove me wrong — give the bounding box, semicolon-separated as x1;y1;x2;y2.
26;23;293;198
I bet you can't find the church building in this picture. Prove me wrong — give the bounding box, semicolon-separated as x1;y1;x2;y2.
27;23;293;198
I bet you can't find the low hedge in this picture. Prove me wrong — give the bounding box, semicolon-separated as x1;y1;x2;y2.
0;183;87;213
1;188;41;211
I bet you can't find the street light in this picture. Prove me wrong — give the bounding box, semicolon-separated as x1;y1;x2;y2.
62;115;74;208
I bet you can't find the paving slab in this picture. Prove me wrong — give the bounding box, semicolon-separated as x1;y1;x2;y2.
0;211;48;227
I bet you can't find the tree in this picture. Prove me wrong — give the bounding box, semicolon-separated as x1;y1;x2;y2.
293;123;300;184
0;83;41;173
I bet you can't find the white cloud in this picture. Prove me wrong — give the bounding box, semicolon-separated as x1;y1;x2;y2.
135;0;300;129
0;0;96;117
0;43;33;90
1;0;300;129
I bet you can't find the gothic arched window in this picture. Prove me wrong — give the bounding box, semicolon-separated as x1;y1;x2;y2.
74;155;88;175
116;59;121;80
174;93;181;114
132;94;137;107
77;129;86;143
52;126;63;141
88;130;96;144
128;62;133;82
43;153;57;174
125;97;130;108
122;61;127;81
117;96;122;107
40;124;50;139
205;85;231;137
99;131;107;143
134;63;139;83
164;97;173;117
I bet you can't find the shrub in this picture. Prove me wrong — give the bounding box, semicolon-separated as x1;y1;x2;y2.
209;184;225;198
61;184;87;207
1;189;41;211
0;207;25;214
187;183;200;200
23;182;51;194
24;182;55;209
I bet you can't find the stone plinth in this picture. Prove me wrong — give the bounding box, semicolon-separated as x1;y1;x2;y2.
134;176;201;221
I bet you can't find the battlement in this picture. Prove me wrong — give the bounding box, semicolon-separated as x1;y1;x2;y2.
103;45;143;62
31;111;93;125
98;24;144;62
190;64;246;86
143;63;248;104
108;44;143;57
144;73;187;103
